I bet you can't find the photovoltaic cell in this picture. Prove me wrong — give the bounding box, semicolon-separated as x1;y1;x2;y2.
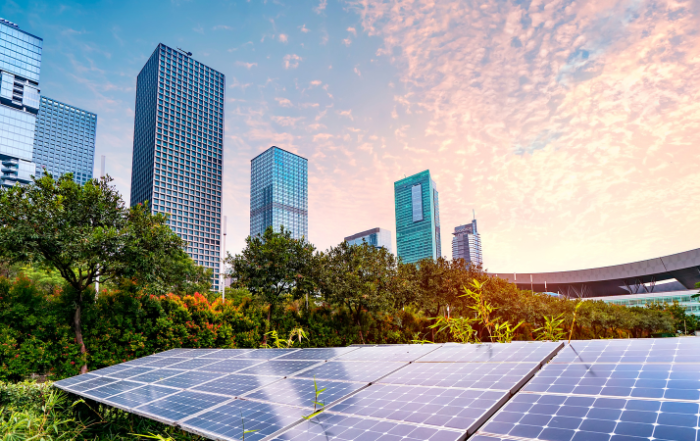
123;355;170;366
329;384;508;433
53;373;98;388
243;378;366;408
274;347;359;361
200;358;266;374
551;338;700;364
271;413;467;441
128;368;183;383
153;348;196;357
236;360;322;377
89;364;132;377
243;348;300;359
336;344;438;362
65;377;118;392
82;380;144;400
197;349;256;359
135;390;231;422
105;366;156;379
140;357;191;368
180;399;306;441
418;342;561;363
191;374;280;397
167;358;220;370
378;361;539;392
292;361;406;383
154;370;225;389
524;362;700;400
107;384;180;409
480;393;700;441
183;349;223;358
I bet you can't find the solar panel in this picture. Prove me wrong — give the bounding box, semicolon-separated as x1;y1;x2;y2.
199;358;267;374
331;384;508;433
292;361;407;383
55;342;567;441
476;338;700;441
242;378;367;408
336;344;439;362
134;390;232;422
377;361;540;392
270;412;467;441
236;360;322;377
274;347;359;360
180;399;306;441
191;373;281;397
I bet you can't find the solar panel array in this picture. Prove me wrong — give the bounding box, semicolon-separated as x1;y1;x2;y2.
55;342;562;440
476;338;700;441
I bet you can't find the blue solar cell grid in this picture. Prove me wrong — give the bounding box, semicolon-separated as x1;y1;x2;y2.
243;378;367;409
292;361;407;383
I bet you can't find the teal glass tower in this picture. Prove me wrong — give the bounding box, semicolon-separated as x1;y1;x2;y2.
250;146;308;240
33;97;97;185
129;43;224;291
394;170;441;264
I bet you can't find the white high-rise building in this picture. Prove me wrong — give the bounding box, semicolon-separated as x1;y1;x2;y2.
452;217;482;267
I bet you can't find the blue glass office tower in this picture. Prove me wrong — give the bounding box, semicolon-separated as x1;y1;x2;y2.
250;146;308;240
33;97;96;185
0;18;41;187
345;228;392;253
130;44;225;290
394;170;441;264
452;218;483;267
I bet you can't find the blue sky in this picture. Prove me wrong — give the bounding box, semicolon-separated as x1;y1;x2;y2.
3;0;699;272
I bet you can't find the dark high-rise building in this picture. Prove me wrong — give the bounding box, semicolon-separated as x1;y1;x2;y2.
33;97;96;185
394;170;441;263
250;146;308;240
129;43;225;290
452;217;483;267
0;18;41;187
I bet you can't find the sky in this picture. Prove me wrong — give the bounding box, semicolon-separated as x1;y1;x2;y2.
3;0;699;273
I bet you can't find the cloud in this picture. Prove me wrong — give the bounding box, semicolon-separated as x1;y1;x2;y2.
310;80;322;87
235;61;257;69
275;97;293;107
300;24;310;33
347;27;357;36
279;34;288;43
283;54;302;69
342;38;352;46
271;116;304;127
313;0;327;14
338;109;354;121
313;133;334;141
213;25;233;31
192;25;204;34
353;66;361;76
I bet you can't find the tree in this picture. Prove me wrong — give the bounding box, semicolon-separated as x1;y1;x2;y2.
226;226;316;344
316;241;397;344
0;173;186;373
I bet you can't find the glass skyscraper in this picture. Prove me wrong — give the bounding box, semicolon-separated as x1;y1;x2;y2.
344;227;392;253
452;218;483;267
0;18;41;187
394;170;441;264
33;97;96;185
129;43;225;290
250;146;308;240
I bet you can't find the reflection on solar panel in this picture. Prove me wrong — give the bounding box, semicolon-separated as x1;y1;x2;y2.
54;342;564;441
476;338;700;441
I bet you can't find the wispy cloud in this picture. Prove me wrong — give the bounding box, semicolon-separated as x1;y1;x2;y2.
313;0;327;14
213;24;233;31
300;24;310;33
279;33;288;43
338;109;354;120
235;61;257;69
283;54;302;69
275;97;293;107
347;27;356;36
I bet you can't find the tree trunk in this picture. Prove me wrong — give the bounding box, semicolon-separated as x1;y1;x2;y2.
262;303;273;346
355;309;365;344
73;296;88;374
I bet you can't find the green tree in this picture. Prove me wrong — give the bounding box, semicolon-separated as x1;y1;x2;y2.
226;226;316;345
316;241;397;344
0;174;185;373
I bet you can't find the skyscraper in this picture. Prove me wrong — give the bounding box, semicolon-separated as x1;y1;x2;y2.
394;170;441;264
33;97;97;185
344;228;392;253
250;146;308;240
0;18;41;187
452;217;483;267
129;43;225;290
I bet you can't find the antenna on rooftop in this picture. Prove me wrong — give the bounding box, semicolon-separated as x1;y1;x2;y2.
177;47;193;56
472;209;476;220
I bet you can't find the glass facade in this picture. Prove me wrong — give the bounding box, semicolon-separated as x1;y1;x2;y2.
250;146;308;240
344;227;392;253
589;290;700;317
452;219;483;267
0;18;42;187
33;97;96;185
394;170;441;264
129;43;225;291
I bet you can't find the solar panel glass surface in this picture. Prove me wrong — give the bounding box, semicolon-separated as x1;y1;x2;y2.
336;344;438;362
191;373;281;397
244;349;300;359
153;370;226;389
292;361;406;382
135;390;231;422
106;384;180;409
236;360;322;376
274;347;359;360
243;378;366;408
199;358;267;374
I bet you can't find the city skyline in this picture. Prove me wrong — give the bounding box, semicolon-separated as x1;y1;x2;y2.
3;1;699;273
